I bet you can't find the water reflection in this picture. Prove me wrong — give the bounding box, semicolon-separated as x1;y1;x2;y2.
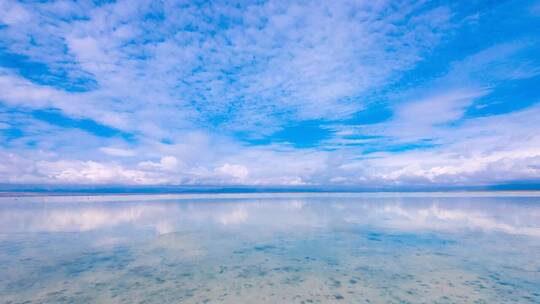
1;193;539;303
1;194;539;237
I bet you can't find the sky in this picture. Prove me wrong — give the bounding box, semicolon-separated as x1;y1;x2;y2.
0;0;539;188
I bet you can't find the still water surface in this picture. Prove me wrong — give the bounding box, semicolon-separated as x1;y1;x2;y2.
1;193;539;303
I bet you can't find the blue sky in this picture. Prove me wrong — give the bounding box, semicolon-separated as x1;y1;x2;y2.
0;0;539;187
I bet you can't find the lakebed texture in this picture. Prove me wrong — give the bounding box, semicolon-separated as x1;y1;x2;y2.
1;193;539;303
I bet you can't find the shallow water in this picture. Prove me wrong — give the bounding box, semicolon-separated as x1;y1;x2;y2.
1;193;540;303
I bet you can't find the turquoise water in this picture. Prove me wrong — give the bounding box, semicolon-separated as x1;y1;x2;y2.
1;193;539;303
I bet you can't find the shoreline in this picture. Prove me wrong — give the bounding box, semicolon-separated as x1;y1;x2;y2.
2;190;540;201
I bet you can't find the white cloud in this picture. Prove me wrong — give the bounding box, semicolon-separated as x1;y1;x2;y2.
0;0;452;135
0;1;31;25
395;89;488;127
138;156;181;172
0;1;538;188
99;147;136;157
215;163;249;181
35;160;152;184
1;99;539;187
362;88;489;141
160;156;179;170
344;104;540;185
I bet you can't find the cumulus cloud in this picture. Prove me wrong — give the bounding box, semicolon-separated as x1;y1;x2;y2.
215;163;249;181
36;160;156;184
139;156;180;171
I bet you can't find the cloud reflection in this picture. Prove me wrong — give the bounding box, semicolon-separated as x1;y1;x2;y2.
217;208;249;225
0;194;539;238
